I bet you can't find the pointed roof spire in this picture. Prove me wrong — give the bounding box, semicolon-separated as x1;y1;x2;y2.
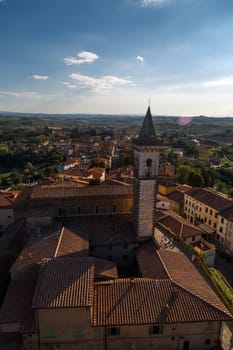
135;106;158;146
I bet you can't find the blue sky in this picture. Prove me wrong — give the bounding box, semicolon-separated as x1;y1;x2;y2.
1;0;233;115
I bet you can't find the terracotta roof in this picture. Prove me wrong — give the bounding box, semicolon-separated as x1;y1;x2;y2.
56;225;89;258
30;184;133;200
157;212;203;239
0;280;35;325
11;225;89;273
136;241;169;279
93;278;231;326
11;233;59;274
158;249;231;315
167;190;184;203
32;257;94;309
0;192;13;208
186;187;232;211
136;243;231;318
219;205;233;222
94;258;118;279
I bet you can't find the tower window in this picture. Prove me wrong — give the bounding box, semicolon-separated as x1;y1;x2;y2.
145;158;152;177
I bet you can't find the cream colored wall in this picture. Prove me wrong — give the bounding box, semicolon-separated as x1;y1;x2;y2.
38;308;103;342
184;194;218;230
26;316;222;350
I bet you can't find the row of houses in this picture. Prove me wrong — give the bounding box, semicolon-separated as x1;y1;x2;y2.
157;180;233;255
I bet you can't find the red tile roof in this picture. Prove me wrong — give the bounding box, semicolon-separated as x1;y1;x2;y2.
94;258;118;279
136;242;231;317
93;278;231;326
32;257;94;308
0;192;13;208
30;184;133;200
0;280;35;325
11;225;89;274
158;249;230;314
157;212;203;239
186;187;232;211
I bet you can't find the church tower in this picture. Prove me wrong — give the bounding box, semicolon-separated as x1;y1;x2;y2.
132;106;160;240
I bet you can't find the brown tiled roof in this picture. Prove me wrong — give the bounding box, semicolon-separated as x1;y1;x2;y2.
0;192;13;208
167;190;184;203
56;226;89;257
136;243;231;318
158;249;231;315
94;258;118;279
186;187;232;211
11;234;59;273
0;280;35;324
93;278;231;326
11;225;89;273
32;257;94;308
136;241;168;279
30;184;133;200
157;212;202;239
219;205;233;222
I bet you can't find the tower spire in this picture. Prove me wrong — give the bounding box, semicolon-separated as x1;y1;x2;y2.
135;106;157;146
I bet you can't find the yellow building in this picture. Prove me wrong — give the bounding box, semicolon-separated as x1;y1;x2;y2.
184;187;232;234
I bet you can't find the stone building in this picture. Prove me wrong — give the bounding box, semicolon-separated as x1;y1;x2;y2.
0;107;232;350
132;106;162;240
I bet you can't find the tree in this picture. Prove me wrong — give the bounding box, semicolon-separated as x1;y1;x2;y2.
187;170;204;187
175;165;191;184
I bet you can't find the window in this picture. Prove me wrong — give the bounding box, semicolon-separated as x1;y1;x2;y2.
219;227;223;233
208;220;211;225
214;223;216;228
205;207;208;213
78;206;81;214
199;207;202;212
112;205;116;213
107;327;120;336
96;206;99;214
204;217;207;223
210;209;213;215
145;158;152;177
221;218;224;224
149;325;163;335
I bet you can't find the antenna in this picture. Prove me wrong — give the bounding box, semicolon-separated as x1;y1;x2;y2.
148;96;151;107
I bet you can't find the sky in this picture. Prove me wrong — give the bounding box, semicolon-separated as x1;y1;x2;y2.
1;0;233;116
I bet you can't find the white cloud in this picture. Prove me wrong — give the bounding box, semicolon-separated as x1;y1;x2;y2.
203;76;233;87
0;91;55;99
63;82;77;89
136;55;144;62
32;74;49;80
69;73;134;92
64;51;99;66
0;0;6;4
141;0;169;6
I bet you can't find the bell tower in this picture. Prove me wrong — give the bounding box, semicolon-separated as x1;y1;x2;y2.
133;106;160;240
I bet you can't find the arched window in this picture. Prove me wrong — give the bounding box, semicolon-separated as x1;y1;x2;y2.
145;158;152;177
